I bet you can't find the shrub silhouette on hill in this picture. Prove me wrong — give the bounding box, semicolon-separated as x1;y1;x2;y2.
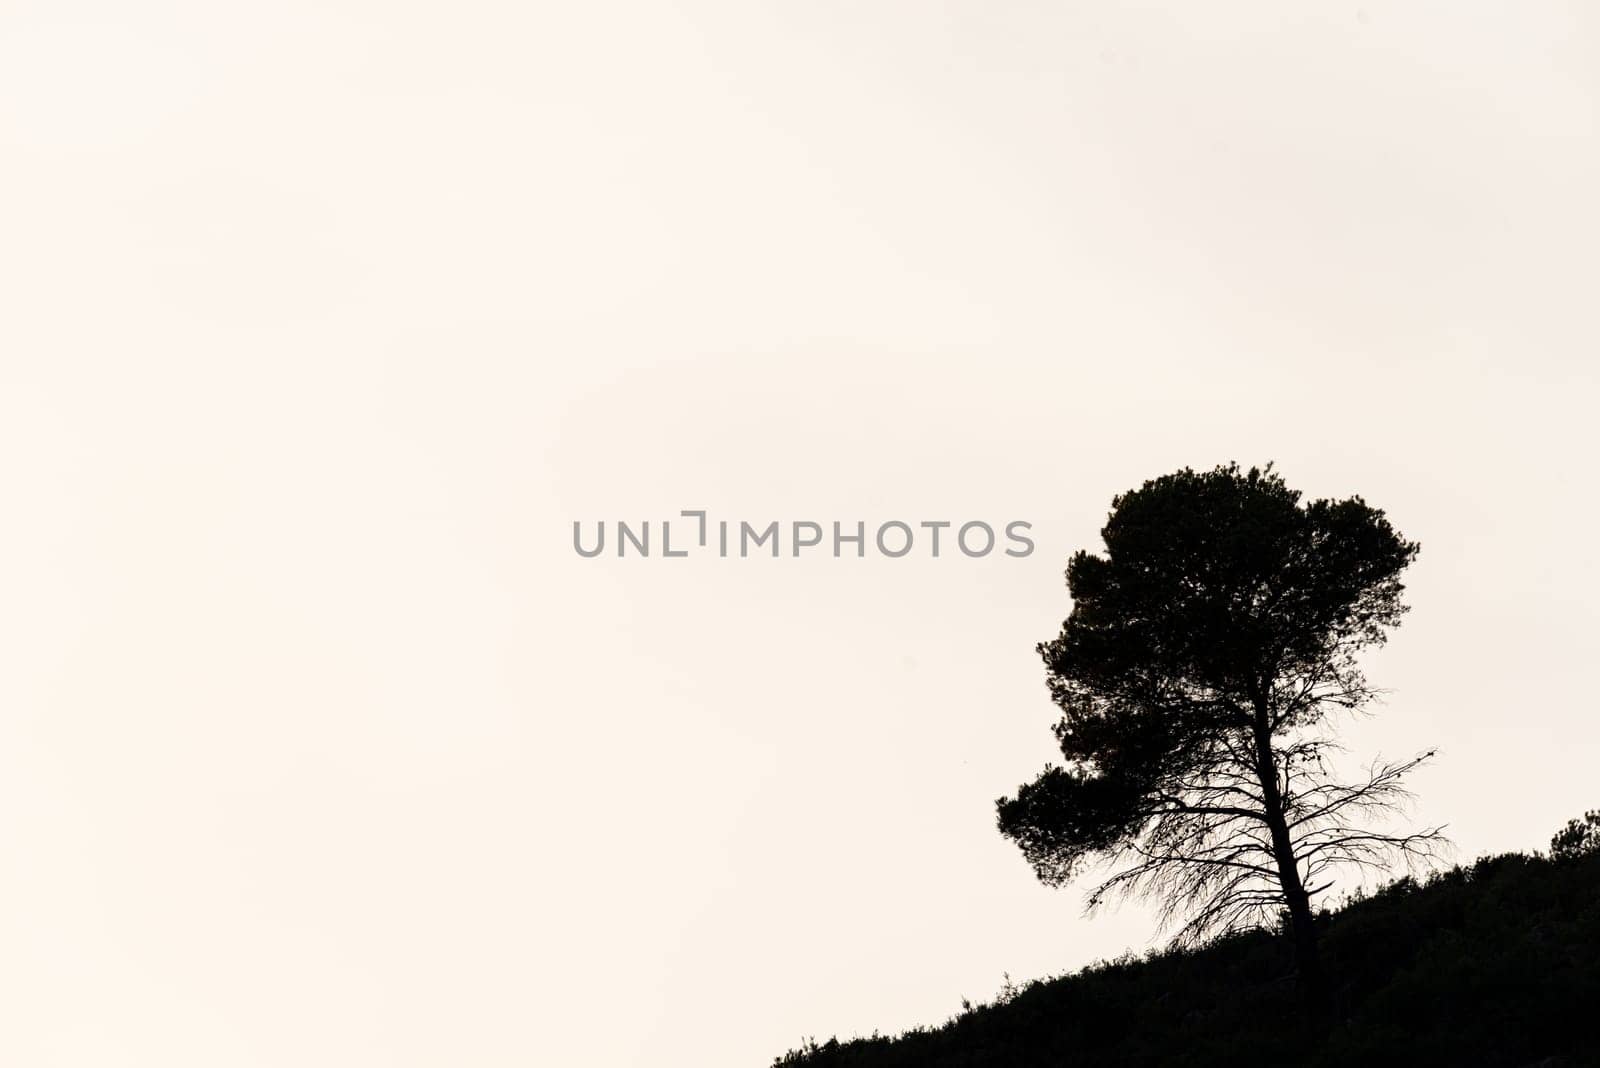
775;814;1600;1067
1550;810;1599;861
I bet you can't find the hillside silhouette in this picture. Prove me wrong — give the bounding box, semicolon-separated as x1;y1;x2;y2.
775;819;1600;1067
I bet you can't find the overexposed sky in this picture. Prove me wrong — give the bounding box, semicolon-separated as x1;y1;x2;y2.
3;3;1597;1066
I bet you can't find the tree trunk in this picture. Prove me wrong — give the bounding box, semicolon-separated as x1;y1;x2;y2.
1250;706;1325;1005
1265;801;1323;1000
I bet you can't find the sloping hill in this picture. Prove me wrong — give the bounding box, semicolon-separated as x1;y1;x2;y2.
775;848;1600;1067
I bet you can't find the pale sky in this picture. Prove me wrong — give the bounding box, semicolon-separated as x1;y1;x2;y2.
3;3;1598;1066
